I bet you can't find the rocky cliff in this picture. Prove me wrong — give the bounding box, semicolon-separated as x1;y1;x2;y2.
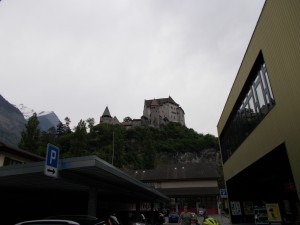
156;148;222;166
0;95;62;146
0;95;26;145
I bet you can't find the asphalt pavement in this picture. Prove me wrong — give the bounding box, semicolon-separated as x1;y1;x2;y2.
211;214;256;225
165;214;254;225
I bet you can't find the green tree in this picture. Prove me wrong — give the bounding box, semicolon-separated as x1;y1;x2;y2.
39;127;57;156
86;117;95;133
48;119;219;170
56;122;65;137
56;132;73;158
112;125;126;168
64;117;71;133
69;119;88;156
18;112;41;155
56;117;72;137
142;128;156;169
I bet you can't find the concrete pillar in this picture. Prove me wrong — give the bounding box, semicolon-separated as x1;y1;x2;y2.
136;201;141;213
87;187;98;216
150;201;155;225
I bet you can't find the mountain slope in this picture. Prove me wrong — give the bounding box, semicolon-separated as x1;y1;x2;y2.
0;95;26;145
0;95;62;146
17;104;61;132
37;111;61;131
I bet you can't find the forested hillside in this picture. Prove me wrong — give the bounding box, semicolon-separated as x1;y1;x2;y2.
19;115;220;170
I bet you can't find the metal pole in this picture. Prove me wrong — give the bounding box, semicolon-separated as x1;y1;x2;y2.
112;131;114;165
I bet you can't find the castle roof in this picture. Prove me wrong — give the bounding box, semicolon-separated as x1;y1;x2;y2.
101;106;111;118
150;99;159;107
145;96;178;107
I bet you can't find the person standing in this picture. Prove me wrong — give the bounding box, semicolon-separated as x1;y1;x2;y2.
179;206;192;225
202;206;207;218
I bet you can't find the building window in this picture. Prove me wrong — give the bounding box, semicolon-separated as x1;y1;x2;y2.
220;52;275;163
3;157;23;166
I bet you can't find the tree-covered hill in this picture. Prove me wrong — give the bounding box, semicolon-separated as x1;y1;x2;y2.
19;115;220;170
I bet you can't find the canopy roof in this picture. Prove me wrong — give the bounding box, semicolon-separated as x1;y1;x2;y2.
0;155;169;202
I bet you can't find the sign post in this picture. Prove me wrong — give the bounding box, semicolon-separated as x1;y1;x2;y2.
44;143;60;178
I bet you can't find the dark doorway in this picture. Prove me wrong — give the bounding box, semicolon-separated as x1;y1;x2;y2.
226;143;299;223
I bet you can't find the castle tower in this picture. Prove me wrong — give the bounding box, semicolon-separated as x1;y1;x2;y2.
100;106;120;125
150;99;160;128
100;106;112;124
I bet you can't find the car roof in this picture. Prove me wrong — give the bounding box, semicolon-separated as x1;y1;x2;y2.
45;215;106;225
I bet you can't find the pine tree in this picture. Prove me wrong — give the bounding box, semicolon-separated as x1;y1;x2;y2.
64;117;71;133
56;122;65;137
18;112;41;155
56;117;72;137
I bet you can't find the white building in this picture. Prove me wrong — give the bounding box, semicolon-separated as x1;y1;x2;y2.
142;96;185;128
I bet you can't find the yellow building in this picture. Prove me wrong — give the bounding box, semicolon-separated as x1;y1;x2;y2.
217;0;300;224
0;141;43;166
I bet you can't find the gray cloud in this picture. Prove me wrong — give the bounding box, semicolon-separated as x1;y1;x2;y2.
0;0;265;135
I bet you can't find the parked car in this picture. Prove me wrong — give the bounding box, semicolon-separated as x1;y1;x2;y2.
168;212;179;223
45;215;107;225
15;219;80;225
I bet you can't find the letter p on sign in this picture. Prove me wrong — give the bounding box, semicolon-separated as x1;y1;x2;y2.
50;150;57;165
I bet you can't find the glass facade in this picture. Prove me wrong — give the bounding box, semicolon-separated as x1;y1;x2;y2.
220;53;275;163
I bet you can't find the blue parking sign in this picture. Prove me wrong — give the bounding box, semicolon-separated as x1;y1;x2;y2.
220;189;228;198
44;143;60;178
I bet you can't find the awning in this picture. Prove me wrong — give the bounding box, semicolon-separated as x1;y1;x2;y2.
0;155;169;202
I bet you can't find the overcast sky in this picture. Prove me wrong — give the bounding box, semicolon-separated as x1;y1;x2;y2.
0;0;265;136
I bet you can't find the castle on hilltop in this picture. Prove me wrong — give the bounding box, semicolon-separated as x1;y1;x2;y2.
99;96;185;129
